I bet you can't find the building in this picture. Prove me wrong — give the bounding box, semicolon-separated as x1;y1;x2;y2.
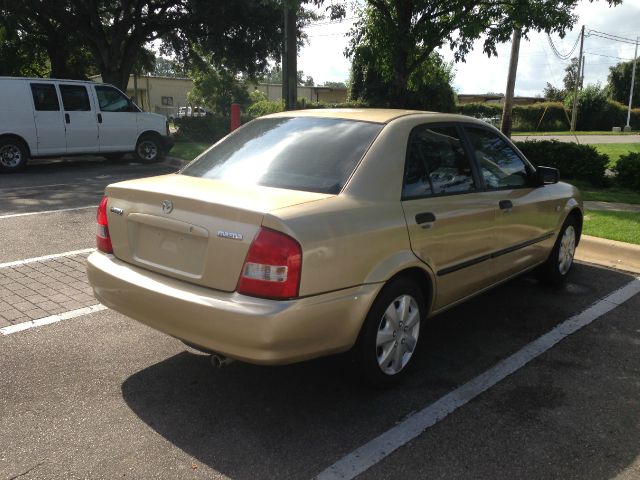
91;75;349;117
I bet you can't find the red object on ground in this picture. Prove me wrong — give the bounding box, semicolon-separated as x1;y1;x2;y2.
230;103;241;132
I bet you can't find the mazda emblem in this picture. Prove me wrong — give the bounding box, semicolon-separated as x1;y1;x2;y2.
161;200;173;214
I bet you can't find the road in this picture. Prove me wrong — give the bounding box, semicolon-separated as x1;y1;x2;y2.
1;157;639;479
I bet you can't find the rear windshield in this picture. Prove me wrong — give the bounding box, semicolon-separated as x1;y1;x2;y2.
180;117;383;194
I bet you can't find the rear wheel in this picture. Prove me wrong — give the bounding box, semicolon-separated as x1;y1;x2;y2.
352;277;425;388
134;134;163;163
537;216;578;285
0;137;29;172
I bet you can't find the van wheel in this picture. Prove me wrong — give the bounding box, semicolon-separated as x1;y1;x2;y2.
536;216;578;285
135;134;163;163
352;277;425;388
0;138;29;172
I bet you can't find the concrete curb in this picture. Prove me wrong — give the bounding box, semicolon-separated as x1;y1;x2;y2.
576;235;640;275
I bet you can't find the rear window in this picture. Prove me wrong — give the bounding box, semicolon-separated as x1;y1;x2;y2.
181;117;383;194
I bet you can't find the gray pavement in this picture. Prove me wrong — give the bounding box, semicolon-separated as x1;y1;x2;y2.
514;134;640;143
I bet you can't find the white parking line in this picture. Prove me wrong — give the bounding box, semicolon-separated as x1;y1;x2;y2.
0;205;97;219
316;277;640;480
0;304;107;336
0;248;95;269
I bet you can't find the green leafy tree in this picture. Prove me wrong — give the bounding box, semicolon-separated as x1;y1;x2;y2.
543;82;565;102
258;65;316;86
563;57;581;93
608;59;640;108
188;66;251;115
347;0;620;107
152;57;187;78
0;0;285;91
322;81;347;88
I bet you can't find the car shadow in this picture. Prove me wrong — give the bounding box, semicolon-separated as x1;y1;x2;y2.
121;263;637;479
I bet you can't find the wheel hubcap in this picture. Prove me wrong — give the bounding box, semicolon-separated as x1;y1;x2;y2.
376;294;420;375
558;225;576;275
0;145;22;167
137;141;158;161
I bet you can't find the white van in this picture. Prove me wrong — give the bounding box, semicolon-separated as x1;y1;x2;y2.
0;77;174;172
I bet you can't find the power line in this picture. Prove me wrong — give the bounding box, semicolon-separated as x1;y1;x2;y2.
586;30;638;46
584;51;633;61
547;32;581;60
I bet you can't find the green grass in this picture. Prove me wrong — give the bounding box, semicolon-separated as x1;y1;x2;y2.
583;210;640;245
169;142;210;161
569;179;640;205
591;143;640;167
513;131;639;136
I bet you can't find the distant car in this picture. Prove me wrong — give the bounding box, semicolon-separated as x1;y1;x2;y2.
87;109;583;386
175;106;208;119
0;76;174;171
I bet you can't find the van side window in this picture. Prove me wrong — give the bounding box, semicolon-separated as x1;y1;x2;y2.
30;84;60;111
403;125;476;199
59;85;91;111
95;85;132;112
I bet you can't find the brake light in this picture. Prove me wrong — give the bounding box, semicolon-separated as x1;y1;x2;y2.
96;196;113;254
237;228;301;299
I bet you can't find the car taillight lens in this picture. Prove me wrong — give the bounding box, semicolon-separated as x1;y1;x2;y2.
96;196;113;254
237;228;301;299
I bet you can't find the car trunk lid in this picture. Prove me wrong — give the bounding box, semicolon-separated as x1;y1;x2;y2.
104;174;331;291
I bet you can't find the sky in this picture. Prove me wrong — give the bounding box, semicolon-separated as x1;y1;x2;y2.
297;0;640;97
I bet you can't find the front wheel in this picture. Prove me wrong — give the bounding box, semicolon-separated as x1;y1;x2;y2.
0;138;29;172
352;277;425;388
537;216;578;285
134;135;163;163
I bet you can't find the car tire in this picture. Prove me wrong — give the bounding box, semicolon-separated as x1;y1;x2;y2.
134;134;163;163
536;215;578;285
352;277;425;388
0;137;29;172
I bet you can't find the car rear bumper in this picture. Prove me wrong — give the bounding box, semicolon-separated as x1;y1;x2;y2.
86;252;381;365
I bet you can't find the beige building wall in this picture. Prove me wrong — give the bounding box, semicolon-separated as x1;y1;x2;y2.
253;83;348;104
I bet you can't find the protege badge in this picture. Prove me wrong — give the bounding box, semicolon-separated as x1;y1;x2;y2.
217;230;243;241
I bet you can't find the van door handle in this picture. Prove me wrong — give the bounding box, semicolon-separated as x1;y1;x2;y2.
97;113;102;123
415;212;436;224
499;200;513;210
64;113;70;124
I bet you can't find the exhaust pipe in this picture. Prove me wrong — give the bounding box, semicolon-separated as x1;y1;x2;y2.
210;353;235;368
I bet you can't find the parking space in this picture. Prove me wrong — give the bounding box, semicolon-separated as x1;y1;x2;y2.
1;163;639;479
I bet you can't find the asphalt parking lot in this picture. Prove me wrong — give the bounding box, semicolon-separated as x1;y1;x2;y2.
1;157;639;480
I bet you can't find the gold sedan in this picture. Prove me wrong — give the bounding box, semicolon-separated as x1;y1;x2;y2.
87;109;582;386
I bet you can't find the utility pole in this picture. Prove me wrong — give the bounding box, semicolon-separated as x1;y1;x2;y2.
500;28;521;138
570;25;585;132
625;36;638;131
282;2;297;111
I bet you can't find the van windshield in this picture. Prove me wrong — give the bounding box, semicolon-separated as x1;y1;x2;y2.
180;117;383;194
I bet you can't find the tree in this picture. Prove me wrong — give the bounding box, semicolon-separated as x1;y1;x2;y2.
347;0;620;107
0;0;284;91
608;59;640;108
563;57;582;93
350;45;456;112
152;57;187;78
187;66;251;115
258;65;316;86
543;82;565;102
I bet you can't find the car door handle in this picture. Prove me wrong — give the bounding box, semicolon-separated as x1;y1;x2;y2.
499;200;513;210
415;212;436;224
65;113;70;124
97;113;102;123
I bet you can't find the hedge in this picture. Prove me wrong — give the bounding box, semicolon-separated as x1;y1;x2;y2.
614;152;640;190
514;140;609;186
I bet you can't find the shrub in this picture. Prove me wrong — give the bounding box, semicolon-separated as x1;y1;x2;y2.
246;99;284;118
173;115;252;143
614;152;640;190
514;140;609;186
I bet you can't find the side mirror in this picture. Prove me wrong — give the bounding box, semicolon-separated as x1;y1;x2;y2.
535;166;559;185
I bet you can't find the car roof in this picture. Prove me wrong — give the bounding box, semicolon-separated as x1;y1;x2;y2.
262;108;489;125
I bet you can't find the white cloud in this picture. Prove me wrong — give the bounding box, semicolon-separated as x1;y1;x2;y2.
298;0;640;95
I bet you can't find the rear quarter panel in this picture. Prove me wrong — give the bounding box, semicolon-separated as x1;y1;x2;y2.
0;79;38;152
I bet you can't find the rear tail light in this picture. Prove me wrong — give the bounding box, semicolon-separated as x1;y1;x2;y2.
96;196;113;254
237;228;302;299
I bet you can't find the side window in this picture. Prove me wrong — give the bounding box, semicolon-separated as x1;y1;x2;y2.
465;127;529;189
95;85;132;112
59;85;91;111
403;125;476;199
30;83;60;111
